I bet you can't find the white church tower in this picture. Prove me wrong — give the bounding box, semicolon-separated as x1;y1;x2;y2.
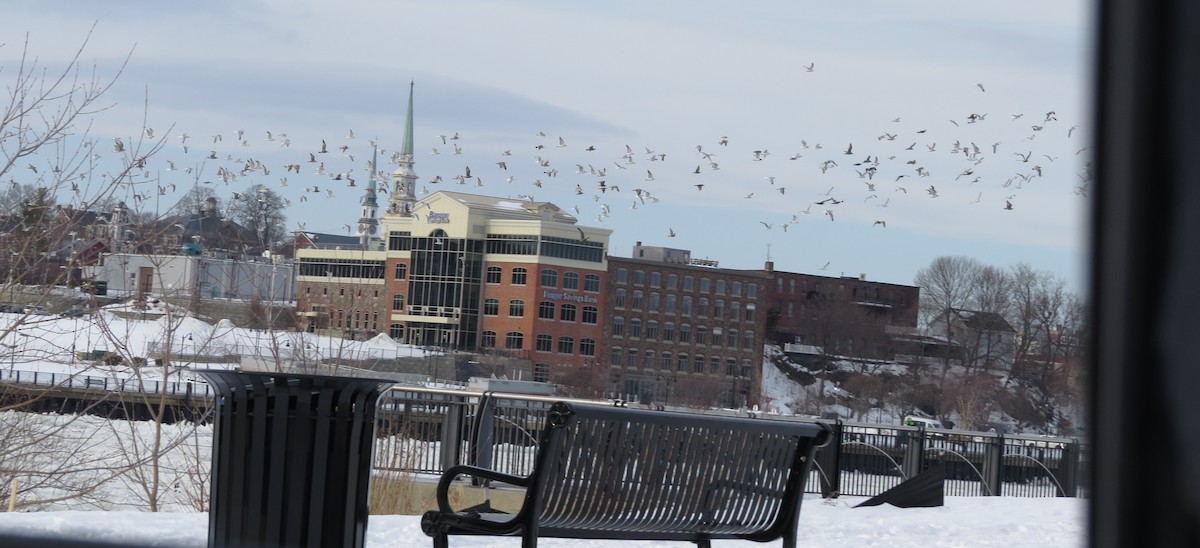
387;81;418;217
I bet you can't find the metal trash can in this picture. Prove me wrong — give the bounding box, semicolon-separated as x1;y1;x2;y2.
197;370;395;548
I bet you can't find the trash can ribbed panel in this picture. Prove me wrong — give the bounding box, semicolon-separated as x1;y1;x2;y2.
197;370;394;548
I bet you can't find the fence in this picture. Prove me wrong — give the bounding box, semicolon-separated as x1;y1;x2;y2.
0;370;1085;499
372;387;1086;499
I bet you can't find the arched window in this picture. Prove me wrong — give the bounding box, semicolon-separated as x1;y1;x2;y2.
558;336;575;354
580;338;596;356
392;294;405;311
560;303;577;322
504;331;524;349
509;299;525;317
486;266;502;284
536;334;553;352
538;301;556;319
481;331;496;348
483;298;499;316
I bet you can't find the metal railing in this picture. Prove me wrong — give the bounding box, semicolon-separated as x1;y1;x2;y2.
0;369;1085;499
372;387;1085;499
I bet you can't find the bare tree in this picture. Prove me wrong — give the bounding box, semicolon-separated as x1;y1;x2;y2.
228;184;288;254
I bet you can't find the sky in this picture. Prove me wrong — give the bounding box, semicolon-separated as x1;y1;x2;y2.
1;1;1093;292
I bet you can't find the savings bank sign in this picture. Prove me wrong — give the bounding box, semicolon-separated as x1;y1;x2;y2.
542;290;599;304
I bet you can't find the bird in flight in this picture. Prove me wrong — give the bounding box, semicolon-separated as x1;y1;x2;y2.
818;261;830;271
873;220;887;227
804;62;814;72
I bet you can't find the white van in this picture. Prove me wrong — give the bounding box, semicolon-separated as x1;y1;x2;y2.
903;415;945;429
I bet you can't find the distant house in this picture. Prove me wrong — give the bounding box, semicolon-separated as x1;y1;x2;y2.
935;308;1016;372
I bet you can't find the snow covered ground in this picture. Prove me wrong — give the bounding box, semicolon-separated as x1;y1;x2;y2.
0;495;1085;547
0;303;1087;546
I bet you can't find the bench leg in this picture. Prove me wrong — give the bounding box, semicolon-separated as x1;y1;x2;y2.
432;532;448;548
692;540;711;548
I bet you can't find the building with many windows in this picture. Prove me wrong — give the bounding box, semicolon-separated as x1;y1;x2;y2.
604;244;771;409
765;265;920;361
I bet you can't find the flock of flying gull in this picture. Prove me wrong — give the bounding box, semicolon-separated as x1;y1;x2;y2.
40;81;1088;250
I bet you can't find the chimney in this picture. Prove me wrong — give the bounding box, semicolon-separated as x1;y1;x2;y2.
859;273;866;281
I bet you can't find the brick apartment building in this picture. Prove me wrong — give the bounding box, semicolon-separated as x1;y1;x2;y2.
604;244;771;409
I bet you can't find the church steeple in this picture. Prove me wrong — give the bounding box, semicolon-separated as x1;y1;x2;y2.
387;81;418;217
356;145;381;246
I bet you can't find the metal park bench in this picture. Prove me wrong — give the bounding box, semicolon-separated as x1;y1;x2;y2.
421;401;831;548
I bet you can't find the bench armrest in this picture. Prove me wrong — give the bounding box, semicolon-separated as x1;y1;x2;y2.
435;464;531;512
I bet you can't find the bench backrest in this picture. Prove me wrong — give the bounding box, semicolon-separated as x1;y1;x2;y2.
525;402;830;539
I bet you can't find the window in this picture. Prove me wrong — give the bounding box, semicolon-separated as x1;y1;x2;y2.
558;336;574;354
644;350;655;369
726;358;738;376
394;262;407;280
615;288;626;308
681;296;693;315
677;353;689;372
695;326;707;345
580;338;596;356
534;363;550;383
486;266;501;284
616;268;628;284
664;294;676;314
744;303;756;321
538;301;555;319
683;276;694;291
660;351;672;370
389;323;404;340
481;331;496;348
541;268;558;287
650;272;662;287
536;334;553;352
742;330;754;350
645;320;659;340
731;282;742;297
787;302;794;318
626;348;639;368
629;318;642;338
511;267;527;285
611;316;625;336
483;298;499;316
727;329;738;348
747;283;758;298
713;299;724;319
633;270;646;285
716;280;726;295
610;347;622;366
730;302;741;321
505;331;524;349
631;290;644;309
679;324;691;343
582;306;598;324
667;274;678;290
711;356;721;375
509;299;525;317
741;359;752;378
392;293;405;311
662;322;675;341
694;355;705;373
777;278;784;292
700;278;711;293
698;298;709;316
584;274;601;292
563;271;579;290
560;303;577;322
648;292;660;312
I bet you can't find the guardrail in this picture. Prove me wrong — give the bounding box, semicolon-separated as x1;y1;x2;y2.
1;369;1085;498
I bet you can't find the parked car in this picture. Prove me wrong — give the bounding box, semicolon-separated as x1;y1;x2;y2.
60;308;87;318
